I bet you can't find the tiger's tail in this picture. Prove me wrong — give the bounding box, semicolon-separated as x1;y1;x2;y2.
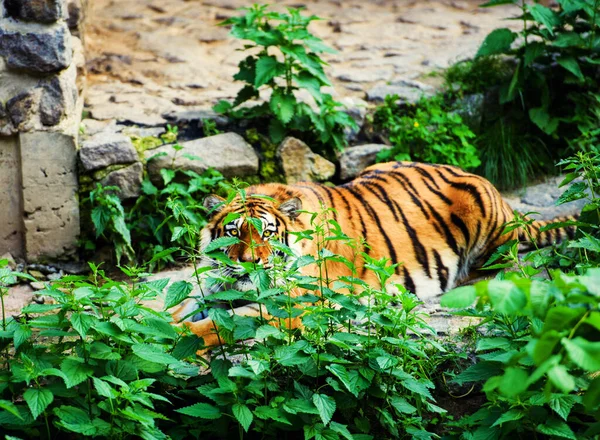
517;214;579;249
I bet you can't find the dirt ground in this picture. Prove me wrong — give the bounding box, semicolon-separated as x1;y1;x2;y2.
82;0;520;125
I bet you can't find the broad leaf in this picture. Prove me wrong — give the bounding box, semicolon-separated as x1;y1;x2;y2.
176;402;221;419
476;28;517;57
24;388;53;420
313;393;336;426
232;403;253;432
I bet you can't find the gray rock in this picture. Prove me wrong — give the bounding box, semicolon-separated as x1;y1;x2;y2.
453;93;484;132
79;133;139;172
4;0;64;23
366;79;434;103
39;77;65;126
162;108;230;128
145;133;259;182
277;137;336;184
101;162;144;200
0;23;72;73
6;91;36;129
339;144;391;180
0;102;11;134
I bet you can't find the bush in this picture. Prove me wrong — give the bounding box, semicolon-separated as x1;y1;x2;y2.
213;4;357;157
373;94;480;170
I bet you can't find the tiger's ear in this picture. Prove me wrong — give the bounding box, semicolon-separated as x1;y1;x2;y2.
279;197;302;220
203;194;225;216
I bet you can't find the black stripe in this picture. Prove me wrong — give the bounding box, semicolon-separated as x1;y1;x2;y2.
423;200;460;256
346;186;400;274
414;166;441;189
295;184;325;205
451;213;471;248
378;172;431;220
391;170;452;206
397;206;431;277
362;181;400;222
435;170;486;216
402;266;416;293
433;250;449;292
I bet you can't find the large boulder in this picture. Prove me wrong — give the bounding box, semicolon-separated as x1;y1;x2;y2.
277;137;336;184
145;132;259;182
339;144;391;180
79;133;139;172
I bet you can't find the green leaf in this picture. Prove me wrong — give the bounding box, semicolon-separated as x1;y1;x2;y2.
548;394;577;421
132;343;179;365
557;56;584;80
556;182;587;205
92;377;114;399
61;358;93;388
255;56;281;87
440;285;476;308
24;388;53;420
528;4;560;35
390;396;417;414
491;408;525;426
165;280;193;309
548;364;576;393
176;402;221;419
487;280;526;315
204;236;240;253
0;399;24;420
561;337;600;371
232;403;253;432
270;90;296;124
70;312;97;338
583;376;600;411
255;324;285;340
13;325;31;350
161;168;176;185
91;206;111;237
529;107;559;135
476;28;517;57
268;118;286;144
90;342;121;360
313;393;336;426
537;417;577;440
553;32;584;48
524;41;545;66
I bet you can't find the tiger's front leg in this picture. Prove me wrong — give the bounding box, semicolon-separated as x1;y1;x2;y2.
182;304;304;348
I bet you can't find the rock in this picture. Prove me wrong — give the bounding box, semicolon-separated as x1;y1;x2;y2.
145;133;259;182
79;133;139;172
100;162;144;200
28;270;46;280
162;109;230;128
4;0;64;23
339;144;391;180
39;77;66;126
6;91;38;130
81;118;118;136
277;137;336;184
46;271;64;281
453;93;484;132
119;125;166;139
0;253;17;269
366;79;434;104
30;282;47;291
336;68;394;83
67;0;83;30
0;22;72;73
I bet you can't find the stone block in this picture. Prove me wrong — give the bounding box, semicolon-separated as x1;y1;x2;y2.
100;162;143;200
6;90;38;130
4;0;64;23
20;132;79;262
0;136;24;259
339;143;391;180
145;132;259;183
0;21;72;73
277;137;336;184
79;133;138;171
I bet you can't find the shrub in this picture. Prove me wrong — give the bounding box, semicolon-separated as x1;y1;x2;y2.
213;4;357;157
373;94;480;170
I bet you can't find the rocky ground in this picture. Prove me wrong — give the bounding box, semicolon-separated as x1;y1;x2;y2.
82;0;521;126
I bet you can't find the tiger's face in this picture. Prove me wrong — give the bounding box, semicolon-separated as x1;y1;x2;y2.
199;193;303;293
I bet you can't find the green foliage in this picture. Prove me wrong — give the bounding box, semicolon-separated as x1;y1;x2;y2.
85;125;226;269
470;0;600;147
444;57;513;96
476;116;551;190
373;94;480;170
213;4;357;156
441;270;600;439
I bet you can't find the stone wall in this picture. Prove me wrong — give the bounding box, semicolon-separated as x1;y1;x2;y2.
0;0;85;262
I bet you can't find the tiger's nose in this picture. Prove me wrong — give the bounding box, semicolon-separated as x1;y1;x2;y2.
239;250;261;264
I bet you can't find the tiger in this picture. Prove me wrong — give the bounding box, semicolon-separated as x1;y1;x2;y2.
172;161;576;347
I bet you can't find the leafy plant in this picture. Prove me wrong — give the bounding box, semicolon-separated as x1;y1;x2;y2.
444;56;514;97
213;4;357;156
373;94;481;170
471;0;600;145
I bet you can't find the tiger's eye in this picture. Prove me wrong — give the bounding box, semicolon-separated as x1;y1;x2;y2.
230;229;239;236
263;231;272;238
